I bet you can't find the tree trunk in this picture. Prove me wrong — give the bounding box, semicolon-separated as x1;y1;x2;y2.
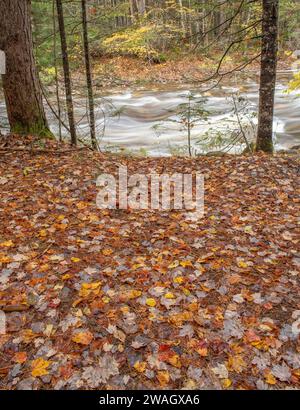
56;0;77;146
53;0;62;142
0;0;51;137
81;0;97;150
213;1;222;37
256;0;279;153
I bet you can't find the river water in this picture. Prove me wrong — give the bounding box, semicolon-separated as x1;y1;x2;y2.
0;70;299;155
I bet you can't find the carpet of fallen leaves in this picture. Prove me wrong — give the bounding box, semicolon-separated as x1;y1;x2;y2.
0;143;299;390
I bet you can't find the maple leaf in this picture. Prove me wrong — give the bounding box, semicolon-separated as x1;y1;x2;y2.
79;281;101;298
237;260;248;269
157;370;170;386
179;324;194;338
123;289;142;300
222;378;232;388
265;371;277;385
164;292;175;299
187;366;202;380
167;354;181;368
13;352;27;364
72;330;93;345
271;363;291;382
174;276;184;284
82;355;119;387
31;358;51;377
0;240;14;247
212;363;228;379
102;248;113;256
146;298;156;307
227;355;247;373
180;260;193;268
133;361;147;373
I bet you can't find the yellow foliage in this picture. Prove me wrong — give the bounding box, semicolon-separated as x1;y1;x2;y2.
31;358;51;377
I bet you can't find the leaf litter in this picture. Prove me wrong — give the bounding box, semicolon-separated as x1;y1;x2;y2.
0;144;299;390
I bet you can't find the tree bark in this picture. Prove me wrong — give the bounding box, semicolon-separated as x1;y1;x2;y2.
256;0;279;153
81;0;97;149
56;0;77;146
0;0;51;137
53;0;62;142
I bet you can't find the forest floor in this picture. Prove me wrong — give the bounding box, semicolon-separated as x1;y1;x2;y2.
87;53;298;90
0;137;299;390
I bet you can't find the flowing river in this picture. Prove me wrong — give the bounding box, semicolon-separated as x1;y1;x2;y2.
0;70;299;155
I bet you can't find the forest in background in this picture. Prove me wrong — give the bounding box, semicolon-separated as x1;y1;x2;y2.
33;0;300;78
0;0;300;154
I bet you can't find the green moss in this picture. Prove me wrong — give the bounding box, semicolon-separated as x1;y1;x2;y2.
12;122;54;139
255;139;274;153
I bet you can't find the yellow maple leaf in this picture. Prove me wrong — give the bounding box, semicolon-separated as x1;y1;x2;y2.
72;331;93;345
180;260;193;268
102;248;113;256
71;257;81;263
0;253;11;263
146;298;156;307
164;292;175;299
125;289;142;300
167;354;181;368
265;372;277;385
39;230;47;238
31;358;51;377
79;281;101;298
227;355;247;373
120;305;130;314
0;240;14;247
40;264;49;272
76;201;87;209
237;260;248;269
133;361;146;373
174;276;184;284
222;378;232;388
169;311;192;326
157;370;170;386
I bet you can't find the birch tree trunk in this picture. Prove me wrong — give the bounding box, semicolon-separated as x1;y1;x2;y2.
0;0;51;137
256;0;279;153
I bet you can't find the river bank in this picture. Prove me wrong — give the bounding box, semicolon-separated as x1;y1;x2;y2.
86;53;298;91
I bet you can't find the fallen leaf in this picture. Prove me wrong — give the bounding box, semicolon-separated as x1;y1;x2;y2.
31;358;51;377
72;331;93;345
